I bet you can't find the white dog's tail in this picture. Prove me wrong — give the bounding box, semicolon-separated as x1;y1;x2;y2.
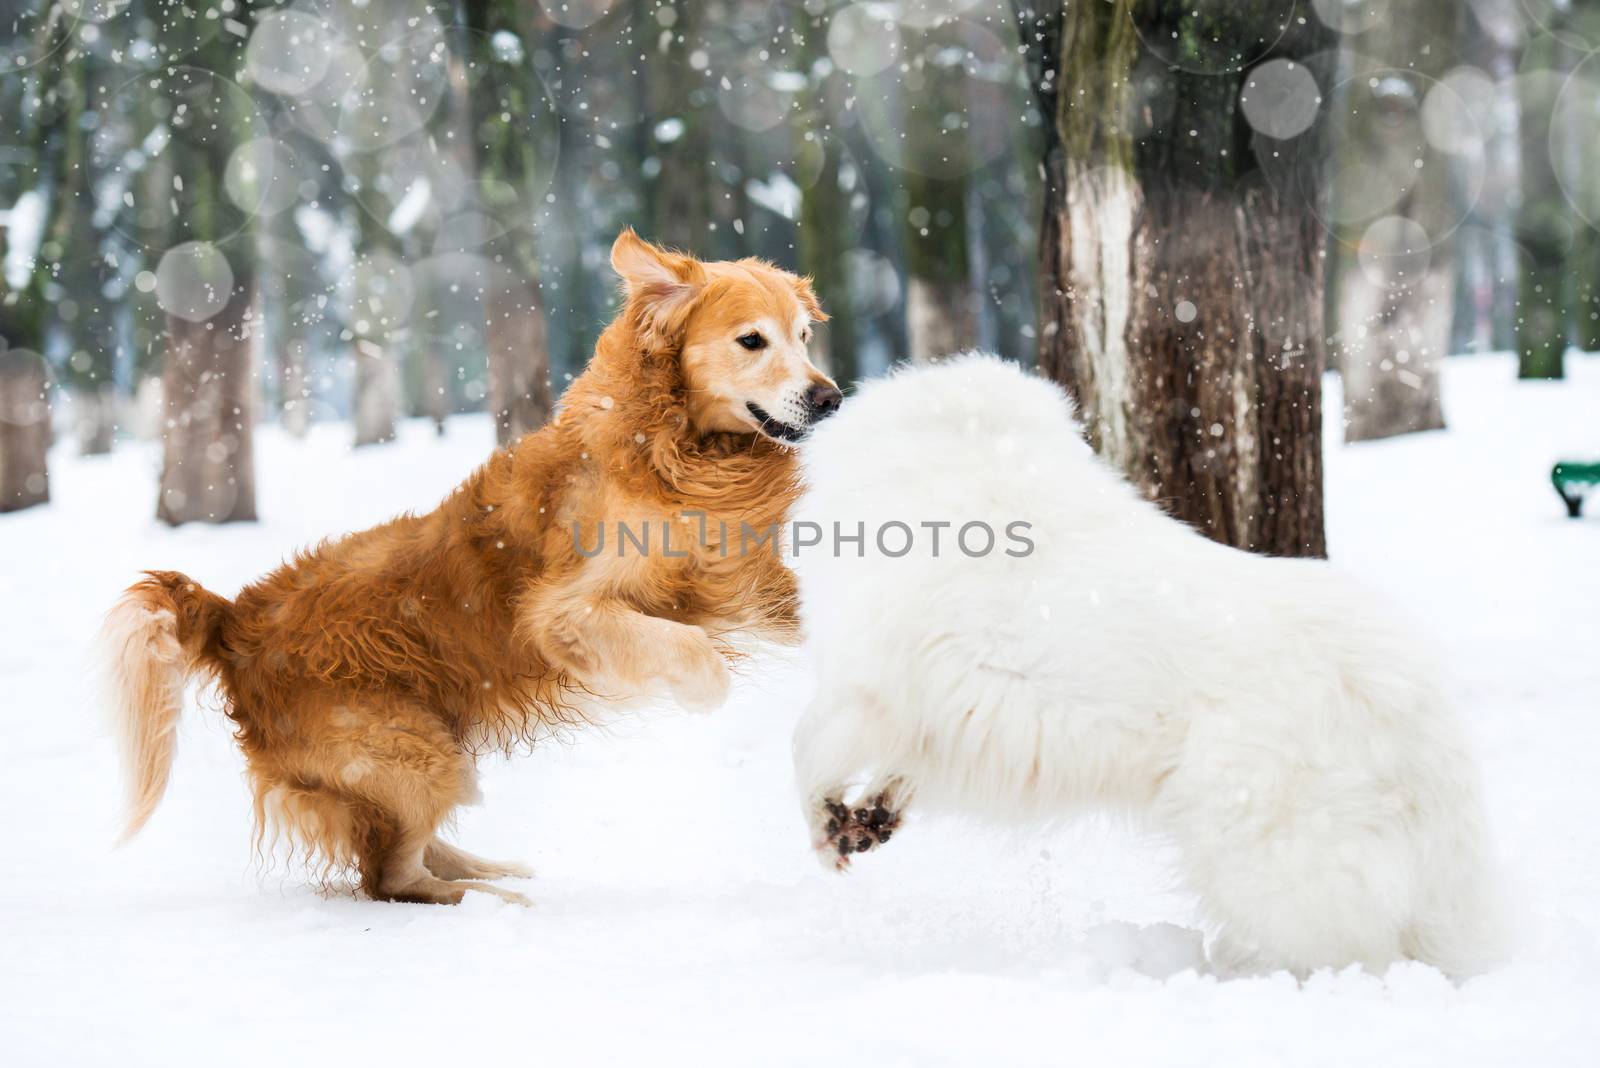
100;572;232;842
1404;815;1509;978
1397;704;1510;978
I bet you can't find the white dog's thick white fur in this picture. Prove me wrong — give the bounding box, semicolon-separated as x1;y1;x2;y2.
791;355;1504;978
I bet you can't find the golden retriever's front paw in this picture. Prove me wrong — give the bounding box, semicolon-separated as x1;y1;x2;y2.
668;632;732;712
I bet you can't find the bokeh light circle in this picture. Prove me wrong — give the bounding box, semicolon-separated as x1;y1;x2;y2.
225;137;307;217
246;8;335;97
828;3;902;77
717;59;794;132
1240;59;1322;140
1356;215;1433;288
155;242;237;323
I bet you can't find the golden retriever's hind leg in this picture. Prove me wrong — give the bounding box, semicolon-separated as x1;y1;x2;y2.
327;699;529;904
372;827;530;906
424;837;534;881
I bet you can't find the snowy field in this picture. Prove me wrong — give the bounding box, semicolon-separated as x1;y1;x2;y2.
2;355;1597;1066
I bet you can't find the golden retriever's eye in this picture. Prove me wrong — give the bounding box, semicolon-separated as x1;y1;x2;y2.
736;332;766;351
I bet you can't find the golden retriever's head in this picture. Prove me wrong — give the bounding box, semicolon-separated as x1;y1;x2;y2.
611;228;841;443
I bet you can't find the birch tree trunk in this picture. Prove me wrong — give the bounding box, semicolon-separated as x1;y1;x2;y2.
1017;0;1332;557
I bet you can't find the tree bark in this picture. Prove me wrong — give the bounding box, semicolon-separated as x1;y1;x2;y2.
157;283;257;524
0;347;51;513
1022;0;1331;557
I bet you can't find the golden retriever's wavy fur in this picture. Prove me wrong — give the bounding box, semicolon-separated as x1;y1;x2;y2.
103;231;834;904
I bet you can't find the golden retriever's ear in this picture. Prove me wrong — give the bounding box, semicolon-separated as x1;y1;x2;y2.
611;228;706;343
794;277;829;323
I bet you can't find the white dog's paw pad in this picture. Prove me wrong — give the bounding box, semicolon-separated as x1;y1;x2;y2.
820;795;901;868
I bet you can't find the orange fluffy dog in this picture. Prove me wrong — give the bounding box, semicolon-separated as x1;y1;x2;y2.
103;230;840;904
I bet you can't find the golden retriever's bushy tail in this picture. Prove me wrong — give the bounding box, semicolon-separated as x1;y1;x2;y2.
101;571;233;842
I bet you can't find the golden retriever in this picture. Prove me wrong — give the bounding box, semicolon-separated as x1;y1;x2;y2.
102;229;840;904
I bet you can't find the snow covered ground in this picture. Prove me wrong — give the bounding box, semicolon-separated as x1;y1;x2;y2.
3;355;1597;1066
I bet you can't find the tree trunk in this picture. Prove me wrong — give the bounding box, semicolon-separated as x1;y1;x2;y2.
901;18;978;363
157;284;257;524
352;334;401;446
1516;29;1575;379
1452;2;1523;355
279;336;311;439
1333;0;1458;442
486;274;552;446
799;139;858;381
1573;224;1600;353
796;11;858;382
1338;264;1450;441
349;193;406;446
75;383;118;455
905;274;978;365
642;0;714;251
462;0;554;447
0;347;51;513
1024;0;1331;557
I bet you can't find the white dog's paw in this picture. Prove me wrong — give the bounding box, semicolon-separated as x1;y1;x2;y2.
811;796;900;872
667;631;732;712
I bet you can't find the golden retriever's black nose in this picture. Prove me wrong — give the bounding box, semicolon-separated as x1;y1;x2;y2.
805;383;843;421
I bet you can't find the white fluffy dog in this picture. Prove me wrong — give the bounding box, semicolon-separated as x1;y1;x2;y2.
789;355;1504;978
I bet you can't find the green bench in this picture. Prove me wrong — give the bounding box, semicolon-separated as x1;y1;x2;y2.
1553;461;1600;517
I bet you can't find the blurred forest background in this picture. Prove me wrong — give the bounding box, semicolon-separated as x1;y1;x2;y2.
1;0;1598;557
